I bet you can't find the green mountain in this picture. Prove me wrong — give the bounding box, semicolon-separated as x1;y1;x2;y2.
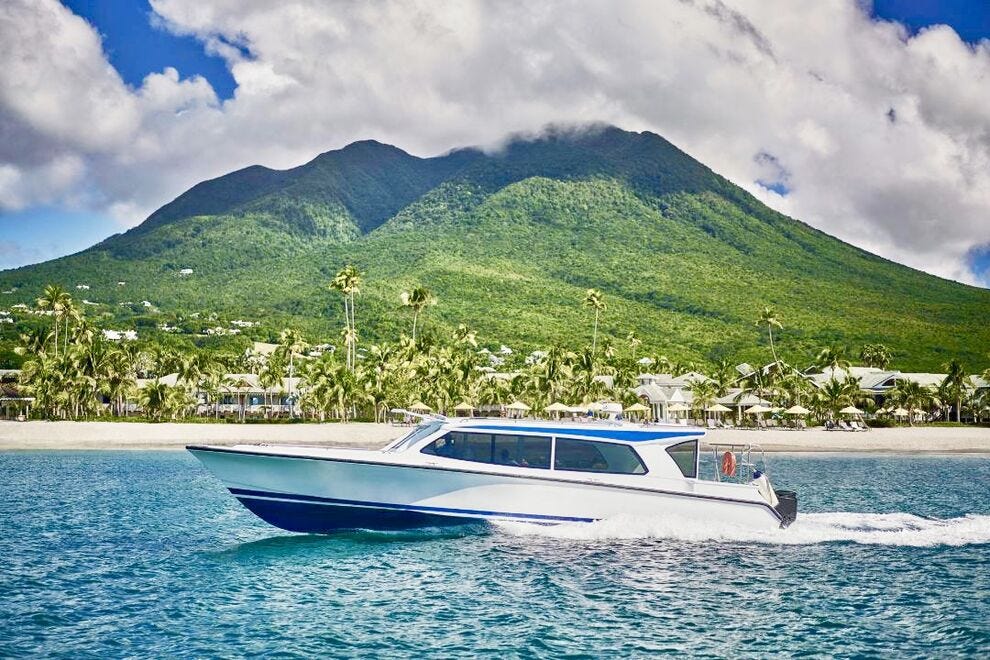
2;125;988;371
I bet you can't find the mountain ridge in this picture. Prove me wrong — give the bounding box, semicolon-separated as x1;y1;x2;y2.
1;125;987;371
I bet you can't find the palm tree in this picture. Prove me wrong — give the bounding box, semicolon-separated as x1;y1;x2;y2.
199;370;225;419
259;356;284;417
15;328;49;358
340;325;359;372
140;381;174;421
813;377;857;421
175;352;203;392
330;265;362;370
689;380;719;421
889;379;933;426
777;371;812;407
583;289;607;354
941;359;970;423
36;284;71;357
63;300;82;355
278;328;308;416
859;343;892;370
400;286;435;342
814;346;851;375
626;331;642;359
757;306;783;365
709;360;735;396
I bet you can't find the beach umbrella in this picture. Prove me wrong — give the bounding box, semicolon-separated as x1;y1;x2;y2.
506;401;531;411
667;403;690;413
545;401;569;419
409;401;431;412
453;401;474;412
784;405;810;415
705;403;732;413
839;405;864;415
745;404;771;415
892;407;909;417
623;402;650;421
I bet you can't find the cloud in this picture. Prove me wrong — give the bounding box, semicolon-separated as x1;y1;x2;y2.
1;0;990;285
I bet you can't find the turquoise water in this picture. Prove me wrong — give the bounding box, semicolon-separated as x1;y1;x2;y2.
2;452;989;658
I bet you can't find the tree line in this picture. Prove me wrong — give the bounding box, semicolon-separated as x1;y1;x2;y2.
10;278;990;424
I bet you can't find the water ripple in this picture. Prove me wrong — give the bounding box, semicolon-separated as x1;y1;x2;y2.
0;452;987;658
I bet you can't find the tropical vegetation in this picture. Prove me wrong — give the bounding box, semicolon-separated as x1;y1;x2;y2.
8;282;989;426
2;126;989;372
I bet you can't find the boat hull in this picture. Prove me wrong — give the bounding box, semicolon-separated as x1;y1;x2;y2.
232;489;474;532
189;446;784;533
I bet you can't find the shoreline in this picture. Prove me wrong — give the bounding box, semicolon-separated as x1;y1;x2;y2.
2;421;989;453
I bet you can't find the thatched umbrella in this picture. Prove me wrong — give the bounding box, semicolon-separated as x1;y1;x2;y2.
623;402;650;421
453;401;475;417
505;400;531;419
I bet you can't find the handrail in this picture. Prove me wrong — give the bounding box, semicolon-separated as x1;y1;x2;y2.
705;442;770;483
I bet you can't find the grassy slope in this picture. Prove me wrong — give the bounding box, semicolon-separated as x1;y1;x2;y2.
1;129;988;371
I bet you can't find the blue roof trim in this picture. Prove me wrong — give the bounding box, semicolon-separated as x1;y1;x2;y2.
464;424;703;442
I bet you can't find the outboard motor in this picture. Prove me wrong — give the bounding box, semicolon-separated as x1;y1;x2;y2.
774;490;798;528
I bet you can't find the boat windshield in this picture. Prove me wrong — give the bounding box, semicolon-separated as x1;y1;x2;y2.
384;420;444;453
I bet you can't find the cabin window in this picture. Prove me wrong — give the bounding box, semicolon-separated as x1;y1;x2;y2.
553;438;646;475
493;434;551;469
665;440;698;478
421;432;551;469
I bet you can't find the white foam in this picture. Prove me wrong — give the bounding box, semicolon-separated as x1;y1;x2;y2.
493;512;990;547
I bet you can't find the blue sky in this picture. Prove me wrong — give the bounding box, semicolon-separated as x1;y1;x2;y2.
62;0;237;100
1;1;989;286
873;0;990;43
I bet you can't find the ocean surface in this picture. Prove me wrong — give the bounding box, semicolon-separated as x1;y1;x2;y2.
1;451;989;658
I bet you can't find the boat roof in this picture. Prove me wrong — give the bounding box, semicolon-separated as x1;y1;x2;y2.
440;417;704;444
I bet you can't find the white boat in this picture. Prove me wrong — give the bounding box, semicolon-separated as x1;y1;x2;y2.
188;415;797;533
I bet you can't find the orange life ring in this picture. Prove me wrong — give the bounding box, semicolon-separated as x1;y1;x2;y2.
721;451;737;477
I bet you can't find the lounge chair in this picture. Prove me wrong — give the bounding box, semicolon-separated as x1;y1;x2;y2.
851;420;870;431
707;419;718;429
837;420;854;431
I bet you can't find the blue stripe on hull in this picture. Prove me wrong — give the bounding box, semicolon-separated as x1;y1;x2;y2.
236;496;474;533
229;487;596;532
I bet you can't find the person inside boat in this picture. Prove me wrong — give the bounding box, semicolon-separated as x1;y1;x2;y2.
497;448;520;466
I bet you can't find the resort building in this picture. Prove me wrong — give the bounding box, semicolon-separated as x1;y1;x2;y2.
633;372;707;422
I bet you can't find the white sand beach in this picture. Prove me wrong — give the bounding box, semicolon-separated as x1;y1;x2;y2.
1;420;989;452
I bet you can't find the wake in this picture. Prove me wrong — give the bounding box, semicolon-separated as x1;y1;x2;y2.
493;511;990;547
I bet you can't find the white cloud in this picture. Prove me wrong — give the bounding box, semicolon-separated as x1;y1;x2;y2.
1;0;989;284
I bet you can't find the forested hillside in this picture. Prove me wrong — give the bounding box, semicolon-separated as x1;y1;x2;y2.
2;126;988;371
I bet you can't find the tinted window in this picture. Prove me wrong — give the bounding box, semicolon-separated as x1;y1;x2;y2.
493;434;551;469
422;432;550;469
553;438;646;475
666;440;698;478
